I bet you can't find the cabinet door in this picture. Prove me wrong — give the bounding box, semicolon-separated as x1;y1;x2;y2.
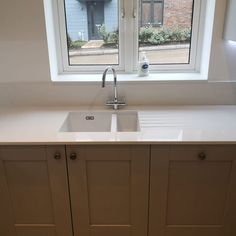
67;145;150;236
149;145;236;236
0;146;72;236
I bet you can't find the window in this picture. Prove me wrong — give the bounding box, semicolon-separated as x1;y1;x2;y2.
47;0;203;74
139;0;195;65
140;0;164;27
64;0;119;66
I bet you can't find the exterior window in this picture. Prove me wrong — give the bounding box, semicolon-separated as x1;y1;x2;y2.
140;0;164;27
139;0;195;65
64;0;119;66
49;0;202;73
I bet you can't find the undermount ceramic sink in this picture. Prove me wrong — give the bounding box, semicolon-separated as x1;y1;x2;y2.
60;112;113;132
60;111;140;132
116;111;140;132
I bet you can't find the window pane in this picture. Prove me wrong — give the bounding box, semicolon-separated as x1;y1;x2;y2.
153;3;163;25
142;3;151;25
139;0;194;65
64;0;119;66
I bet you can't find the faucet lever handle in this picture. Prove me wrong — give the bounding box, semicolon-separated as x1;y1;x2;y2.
106;100;126;110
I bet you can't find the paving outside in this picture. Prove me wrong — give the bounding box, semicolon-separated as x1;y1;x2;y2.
69;43;190;65
81;40;104;49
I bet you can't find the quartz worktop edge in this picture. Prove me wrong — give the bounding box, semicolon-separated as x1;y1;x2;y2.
1;106;236;144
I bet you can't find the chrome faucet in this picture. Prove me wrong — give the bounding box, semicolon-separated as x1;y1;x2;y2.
102;66;126;110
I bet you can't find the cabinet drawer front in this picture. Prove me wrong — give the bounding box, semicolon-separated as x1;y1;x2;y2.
169;145;236;161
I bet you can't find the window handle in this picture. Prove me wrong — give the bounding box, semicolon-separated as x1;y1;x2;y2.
133;8;137;19
121;8;125;19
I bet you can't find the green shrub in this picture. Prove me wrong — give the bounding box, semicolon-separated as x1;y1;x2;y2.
171;28;185;42
109;29;119;44
66;34;87;49
98;24;119;45
182;29;191;41
139;27;154;43
67;34;72;48
159;28;172;42
69;40;87;49
98;24;110;43
148;34;165;45
139;27;191;45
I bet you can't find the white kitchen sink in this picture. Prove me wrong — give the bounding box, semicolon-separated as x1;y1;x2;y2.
60;112;113;132
116;111;140;132
60;111;140;132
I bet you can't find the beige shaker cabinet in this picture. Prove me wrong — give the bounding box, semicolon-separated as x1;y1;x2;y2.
0;146;72;236
149;145;236;236
66;145;150;236
1;144;236;236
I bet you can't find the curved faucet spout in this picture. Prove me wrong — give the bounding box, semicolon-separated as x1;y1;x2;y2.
101;66;125;110
102;66;117;88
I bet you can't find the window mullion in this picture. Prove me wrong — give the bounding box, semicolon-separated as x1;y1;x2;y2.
133;0;139;72
57;0;69;73
123;0;136;73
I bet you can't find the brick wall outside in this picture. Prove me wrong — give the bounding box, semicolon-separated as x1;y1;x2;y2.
163;0;193;29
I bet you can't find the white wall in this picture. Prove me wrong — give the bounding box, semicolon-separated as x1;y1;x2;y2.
208;0;236;81
0;0;236;107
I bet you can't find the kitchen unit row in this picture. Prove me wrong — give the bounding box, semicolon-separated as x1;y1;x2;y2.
1;145;236;236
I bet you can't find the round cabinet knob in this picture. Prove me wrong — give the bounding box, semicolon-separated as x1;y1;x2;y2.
54;153;61;160
70;153;77;160
198;152;207;161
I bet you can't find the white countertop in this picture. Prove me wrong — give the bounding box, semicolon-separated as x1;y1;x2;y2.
1;106;236;145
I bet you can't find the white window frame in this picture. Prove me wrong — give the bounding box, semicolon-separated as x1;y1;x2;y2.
133;0;203;73
45;0;208;78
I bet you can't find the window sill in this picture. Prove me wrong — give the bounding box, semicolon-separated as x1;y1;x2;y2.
51;72;208;84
